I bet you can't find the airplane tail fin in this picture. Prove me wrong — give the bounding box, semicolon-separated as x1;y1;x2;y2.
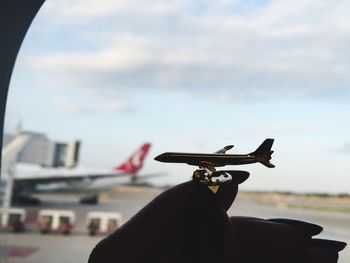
114;143;151;174
250;138;275;168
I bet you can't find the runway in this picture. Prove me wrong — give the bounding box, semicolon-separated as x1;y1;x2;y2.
0;185;349;263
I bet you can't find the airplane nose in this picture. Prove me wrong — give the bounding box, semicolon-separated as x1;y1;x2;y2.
154;154;165;162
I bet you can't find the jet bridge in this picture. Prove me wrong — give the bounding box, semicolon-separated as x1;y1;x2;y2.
1;131;80;207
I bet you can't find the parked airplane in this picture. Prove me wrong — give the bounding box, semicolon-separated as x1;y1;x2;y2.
1;143;158;204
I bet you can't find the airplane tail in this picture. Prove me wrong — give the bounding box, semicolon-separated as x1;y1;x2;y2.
250;139;275;168
114;143;151;174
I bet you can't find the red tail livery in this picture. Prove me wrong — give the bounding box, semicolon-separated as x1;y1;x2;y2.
115;143;151;174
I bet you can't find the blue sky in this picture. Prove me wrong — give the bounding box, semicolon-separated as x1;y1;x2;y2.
4;0;350;193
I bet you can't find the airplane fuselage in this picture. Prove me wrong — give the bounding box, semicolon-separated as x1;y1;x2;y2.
154;153;258;167
11;175;132;195
154;139;275;169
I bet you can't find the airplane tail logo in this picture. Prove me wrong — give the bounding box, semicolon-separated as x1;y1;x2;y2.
114;143;151;174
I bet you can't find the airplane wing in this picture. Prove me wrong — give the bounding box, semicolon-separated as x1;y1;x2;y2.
214;145;234;154
14;171;165;185
154;152;234;167
14;172;132;185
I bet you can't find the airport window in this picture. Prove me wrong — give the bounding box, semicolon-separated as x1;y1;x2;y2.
1;1;349;263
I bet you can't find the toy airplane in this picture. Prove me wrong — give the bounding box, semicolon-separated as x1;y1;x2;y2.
155;139;274;186
155;138;275;168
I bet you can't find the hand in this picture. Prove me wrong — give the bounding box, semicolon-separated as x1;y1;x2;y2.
88;175;346;263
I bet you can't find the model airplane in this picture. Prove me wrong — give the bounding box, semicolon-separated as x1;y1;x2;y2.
155;139;274;185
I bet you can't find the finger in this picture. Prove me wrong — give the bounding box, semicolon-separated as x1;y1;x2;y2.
230;216;309;263
311;238;347;252
214;171;249;211
175;182;228;263
268;218;323;237
89;181;198;263
89;181;233;263
305;248;339;263
305;239;347;263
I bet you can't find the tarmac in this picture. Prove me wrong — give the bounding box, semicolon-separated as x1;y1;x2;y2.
0;185;349;263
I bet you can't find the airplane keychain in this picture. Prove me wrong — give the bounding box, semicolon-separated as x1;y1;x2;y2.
155;138;275;191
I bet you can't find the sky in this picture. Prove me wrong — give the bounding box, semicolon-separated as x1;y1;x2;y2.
3;0;350;193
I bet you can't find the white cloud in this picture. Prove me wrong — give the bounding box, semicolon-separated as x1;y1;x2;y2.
42;0;188;20
104;101;132;112
28;0;350;101
338;143;350;154
53;104;93;113
30;34;153;73
52;89;133;113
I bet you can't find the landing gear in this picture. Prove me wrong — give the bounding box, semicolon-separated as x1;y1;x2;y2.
192;165;232;186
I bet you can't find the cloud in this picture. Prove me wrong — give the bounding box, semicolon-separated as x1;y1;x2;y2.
42;0;187;19
35;36;153;73
338;143;350;154
28;0;350;102
52;89;133;113
258;124;313;134
53;104;93;113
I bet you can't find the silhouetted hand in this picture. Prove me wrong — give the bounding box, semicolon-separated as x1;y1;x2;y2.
88;173;346;263
88;180;235;263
